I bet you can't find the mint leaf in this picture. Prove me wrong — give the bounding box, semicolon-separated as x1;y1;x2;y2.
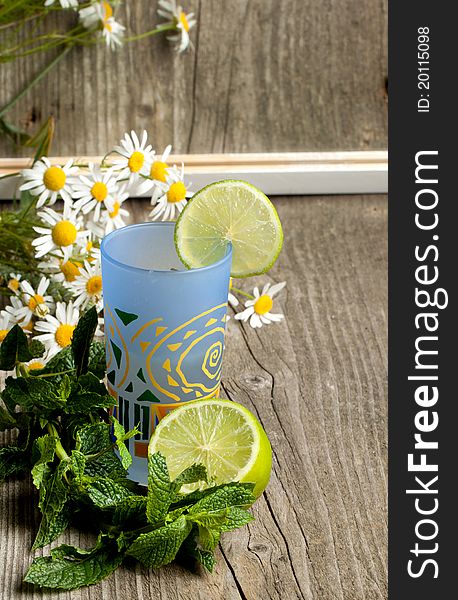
33;461;70;549
33;507;71;551
0;446;29;482
86;478;133;508
28;339;45;359
113;496;148;527
37;342;105;380
72;307;98;377
24;538;123;590
0;405;16;431
171;482;255;510
194;548;216;572
31;434;56;489
165;506;189;523
190;507;253;553
126;515;192;568
50;544;93;560
110;416;139;470
76;423;125;479
2;376;69;413
76;422;110;455
70;450;86;484
188;483;256;516
39;346;74;378
173;464;208;490
0;324;32;370
147;452;173;526
87;341;106;379
191;506;254;533
196;524;221;552
179;533;217;572
66;378;114;414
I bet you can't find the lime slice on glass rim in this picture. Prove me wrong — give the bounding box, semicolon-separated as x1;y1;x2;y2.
148;399;272;497
174;180;283;278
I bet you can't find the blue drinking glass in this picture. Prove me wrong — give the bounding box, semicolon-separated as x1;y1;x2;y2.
100;222;232;483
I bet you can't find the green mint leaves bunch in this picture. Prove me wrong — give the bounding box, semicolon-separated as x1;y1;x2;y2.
0;307;256;590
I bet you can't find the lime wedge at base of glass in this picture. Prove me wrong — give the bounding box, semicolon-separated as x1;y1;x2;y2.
148;399;272;497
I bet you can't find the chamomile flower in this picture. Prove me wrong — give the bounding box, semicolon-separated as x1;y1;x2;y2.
149;164;192;221
102;16;125;49
81;236;102;263
235;282;286;329
90;186;130;236
34;301;79;358
135;144;173;195
70;260;103;311
2;296;25;326
17;277;54;323
45;0;78;8
158;0;196;53
112;130;155;184
7;273;22;294
79;2;125;49
25;357;48;373
0;311;13;344
103;190;129;233
32;205;88;262
19;157;77;207
73;163;118;221
38;256;82;286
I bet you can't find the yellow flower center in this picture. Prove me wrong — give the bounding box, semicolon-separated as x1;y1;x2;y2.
28;361;45;371
128;151;145;173
109;201;120;218
167;181;187;203
86;275;103;296
91;181;108;202
52;220;77;247
0;329;9;343
55;323;75;348
150;161;168;183
102;1;113;19
179;10;190;32
104;20;112;32
254;295;273;315
43;166;66;192
229;277;233;290
8;278;19;291
61;260;81;282
28;294;44;311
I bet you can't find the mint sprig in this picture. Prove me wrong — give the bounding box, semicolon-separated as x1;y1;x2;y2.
0;307;258;590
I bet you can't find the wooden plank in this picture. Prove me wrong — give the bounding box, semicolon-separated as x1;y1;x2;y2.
0;0;387;158
0;195;387;599
0;151;388;197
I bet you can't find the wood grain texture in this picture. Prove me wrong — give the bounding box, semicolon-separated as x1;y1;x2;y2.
0;0;387;158
0;195;387;599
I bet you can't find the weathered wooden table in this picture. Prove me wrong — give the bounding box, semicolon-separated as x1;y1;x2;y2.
0;195;387;600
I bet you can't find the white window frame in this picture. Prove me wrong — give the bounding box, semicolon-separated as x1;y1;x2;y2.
0;151;387;199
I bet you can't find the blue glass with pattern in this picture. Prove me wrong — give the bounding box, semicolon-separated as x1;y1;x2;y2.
101;222;232;484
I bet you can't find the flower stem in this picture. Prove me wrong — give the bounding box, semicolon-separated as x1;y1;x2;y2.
37;369;75;379
231;287;255;300
47;423;70;461
0;45;71;118
124;24;176;43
